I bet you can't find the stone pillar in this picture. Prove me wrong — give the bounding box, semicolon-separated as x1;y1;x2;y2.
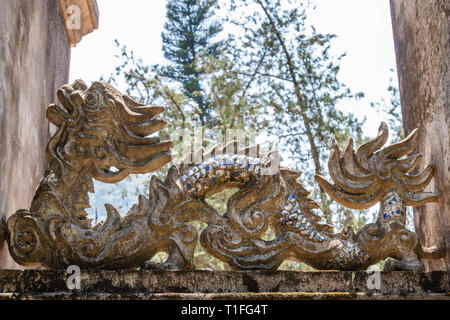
390;0;449;271
0;0;98;269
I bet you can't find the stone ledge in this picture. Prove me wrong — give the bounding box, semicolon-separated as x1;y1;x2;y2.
0;270;448;300
1;292;449;300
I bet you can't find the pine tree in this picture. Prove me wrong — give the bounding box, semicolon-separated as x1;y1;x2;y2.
227;0;365;223
162;0;223;127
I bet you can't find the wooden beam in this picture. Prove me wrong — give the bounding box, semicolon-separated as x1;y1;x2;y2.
59;0;99;47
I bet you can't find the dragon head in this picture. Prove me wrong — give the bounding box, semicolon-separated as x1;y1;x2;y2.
45;80;173;183
315;122;439;210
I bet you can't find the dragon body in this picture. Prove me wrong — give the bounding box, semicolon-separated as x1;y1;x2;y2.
5;81;442;271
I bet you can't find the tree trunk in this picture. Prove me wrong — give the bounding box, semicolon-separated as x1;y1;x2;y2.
390;0;449;271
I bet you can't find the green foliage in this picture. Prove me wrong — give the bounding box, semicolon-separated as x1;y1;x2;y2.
103;41;190;135
162;0;223;127
205;188;238;214
200;54;264;134
190;221;232;270
227;0;365;180
222;0;367;225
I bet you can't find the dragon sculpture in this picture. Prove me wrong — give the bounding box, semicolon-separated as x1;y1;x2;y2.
4;80;443;271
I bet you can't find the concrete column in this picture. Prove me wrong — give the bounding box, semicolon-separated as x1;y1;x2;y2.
0;0;71;268
390;0;449;271
0;0;98;269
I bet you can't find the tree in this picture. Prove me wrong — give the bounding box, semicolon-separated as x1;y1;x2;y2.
162;0;223;127
226;0;365;223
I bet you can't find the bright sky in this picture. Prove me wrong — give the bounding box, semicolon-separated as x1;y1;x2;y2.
69;0;399;136
306;0;398;133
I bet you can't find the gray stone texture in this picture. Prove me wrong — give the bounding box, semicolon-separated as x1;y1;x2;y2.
0;270;448;300
0;0;71;268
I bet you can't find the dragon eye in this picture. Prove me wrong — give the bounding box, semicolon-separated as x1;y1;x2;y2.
85;91;99;108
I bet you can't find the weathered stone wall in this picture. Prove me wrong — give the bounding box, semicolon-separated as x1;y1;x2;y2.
390;0;449;271
0;0;71;268
0;270;448;300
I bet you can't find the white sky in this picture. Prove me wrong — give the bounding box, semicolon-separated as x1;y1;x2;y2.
70;0;399;137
